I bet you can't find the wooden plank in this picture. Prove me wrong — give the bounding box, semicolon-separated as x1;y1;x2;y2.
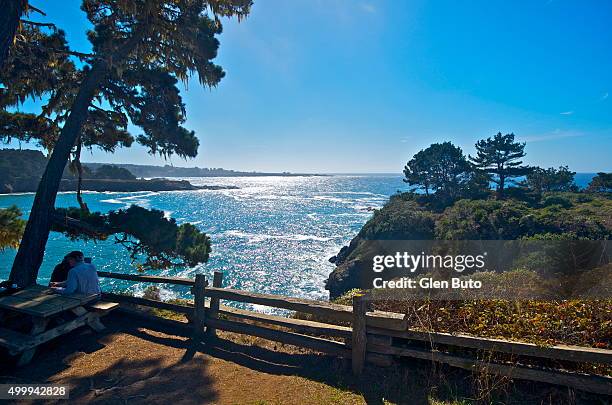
367;334;393;347
111;305;388;367
68;293;101;305
366;353;394;368
0;327;36;352
102;292;193;315
97;271;195;286
367;327;612;365
193;274;207;340
99;291;351;339
87;301;119;313
204;287;407;331
17;313;95;352
366;343;612;396
204;286;351;319
352;295;367;375
9;286;53;299
206;316;350;357
216;305;352;339
0;295;69;317
366;310;407;331
17;317;49;366
0;288;96;318
206;271;223;338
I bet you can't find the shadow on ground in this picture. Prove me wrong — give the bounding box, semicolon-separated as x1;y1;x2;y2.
1;315;216;404
0;312;604;405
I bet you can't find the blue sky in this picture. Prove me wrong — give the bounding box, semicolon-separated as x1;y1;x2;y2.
10;0;612;173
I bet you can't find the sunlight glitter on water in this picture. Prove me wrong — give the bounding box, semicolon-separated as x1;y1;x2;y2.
0;175;406;306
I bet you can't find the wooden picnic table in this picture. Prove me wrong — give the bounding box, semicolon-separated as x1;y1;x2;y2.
0;284;105;366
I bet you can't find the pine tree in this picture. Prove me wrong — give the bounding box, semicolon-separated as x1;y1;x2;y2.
469;132;530;198
3;0;252;286
404;142;477;199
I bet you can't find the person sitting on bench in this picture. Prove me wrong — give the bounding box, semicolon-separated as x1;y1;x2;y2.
49;256;71;284
50;251;101;296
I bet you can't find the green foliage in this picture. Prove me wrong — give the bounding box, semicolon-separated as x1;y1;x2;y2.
52;205;211;270
0;25;75;149
403;142;485;200
1;0;253;159
541;195;572;208
0;149;49;190
469;132;531;196
92;164;136;180
359;195;435;240
356;191;611;244
525;165;576;193
587;172;612;193
435;199;531;240
0;205;25;250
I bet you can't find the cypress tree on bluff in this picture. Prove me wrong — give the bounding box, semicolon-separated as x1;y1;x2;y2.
403;141;484;200
469;132;531;198
2;0;252;287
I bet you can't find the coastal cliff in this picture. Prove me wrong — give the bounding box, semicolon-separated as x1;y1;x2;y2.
0;178;235;193
0;149;237;193
326;194;435;298
325;191;612;299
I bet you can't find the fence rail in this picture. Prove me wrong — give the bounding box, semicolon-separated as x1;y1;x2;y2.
97;271;612;396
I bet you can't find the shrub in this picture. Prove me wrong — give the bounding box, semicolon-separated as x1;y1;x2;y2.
541;195;573;208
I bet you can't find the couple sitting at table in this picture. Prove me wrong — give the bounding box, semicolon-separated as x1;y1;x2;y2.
49;251;101;296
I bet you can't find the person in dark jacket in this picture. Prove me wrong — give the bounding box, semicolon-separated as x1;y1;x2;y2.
49;256;71;284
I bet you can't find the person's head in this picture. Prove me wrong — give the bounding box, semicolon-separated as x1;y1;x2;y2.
65;251;84;268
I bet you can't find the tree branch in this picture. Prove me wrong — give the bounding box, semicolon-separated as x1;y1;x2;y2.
20;19;56;29
26;4;46;16
19;40;99;60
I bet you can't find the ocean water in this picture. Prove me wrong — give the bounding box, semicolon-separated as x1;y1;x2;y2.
0;175;407;305
0;173;597;307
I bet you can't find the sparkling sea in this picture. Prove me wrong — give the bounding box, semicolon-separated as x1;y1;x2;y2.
0;175;408;305
0;173;597;307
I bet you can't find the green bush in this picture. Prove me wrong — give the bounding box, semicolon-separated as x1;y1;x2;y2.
542;195;572;208
359;195;435;240
435;199;531;240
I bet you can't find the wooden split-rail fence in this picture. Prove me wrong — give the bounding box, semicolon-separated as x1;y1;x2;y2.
97;271;612;396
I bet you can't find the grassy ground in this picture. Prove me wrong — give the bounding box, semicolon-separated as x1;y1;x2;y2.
1;312;608;404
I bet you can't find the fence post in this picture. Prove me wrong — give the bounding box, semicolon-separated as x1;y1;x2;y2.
206;271;223;338
193;274;207;341
352;294;367;375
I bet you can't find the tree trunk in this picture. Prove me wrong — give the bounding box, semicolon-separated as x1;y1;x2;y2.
9;61;109;286
74;140;89;212
0;0;27;69
9;29;145;286
498;173;505;199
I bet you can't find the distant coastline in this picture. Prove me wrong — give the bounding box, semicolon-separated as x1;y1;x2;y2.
0;149;325;194
0;178;238;194
83;162;328;178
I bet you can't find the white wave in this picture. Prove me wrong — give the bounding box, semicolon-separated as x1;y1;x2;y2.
323;191;388;197
311;196;349;203
118;192;159;200
292;234;334;241
221;230;334;243
100;198;123;204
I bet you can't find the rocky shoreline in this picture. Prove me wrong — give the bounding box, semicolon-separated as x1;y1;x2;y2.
0;178;238;194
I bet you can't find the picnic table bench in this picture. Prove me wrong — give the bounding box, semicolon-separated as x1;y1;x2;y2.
0;285;118;366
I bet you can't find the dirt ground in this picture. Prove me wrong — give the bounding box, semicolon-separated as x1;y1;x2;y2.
0;312;602;405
